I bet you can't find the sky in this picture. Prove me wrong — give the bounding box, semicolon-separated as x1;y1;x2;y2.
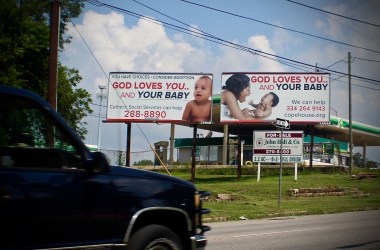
60;0;380;164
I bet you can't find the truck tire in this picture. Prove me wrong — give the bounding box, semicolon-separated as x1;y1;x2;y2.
127;224;183;250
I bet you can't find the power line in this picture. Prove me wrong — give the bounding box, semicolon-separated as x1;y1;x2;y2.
325;59;346;69
317;58;380;90
70;20;109;80
354;57;380;63
333;79;380;91
179;0;380;54
91;103;107;108
286;0;380;28
83;0;380;86
175;0;380;84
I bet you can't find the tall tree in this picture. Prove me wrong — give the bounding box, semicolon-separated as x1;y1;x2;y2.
0;0;91;139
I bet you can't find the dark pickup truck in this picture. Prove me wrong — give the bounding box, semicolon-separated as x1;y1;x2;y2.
0;85;210;250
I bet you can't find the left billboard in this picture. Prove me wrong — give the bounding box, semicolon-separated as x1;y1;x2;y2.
106;72;213;123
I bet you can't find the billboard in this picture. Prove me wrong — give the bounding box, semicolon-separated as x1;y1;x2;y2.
220;72;330;123
106;72;213;123
253;131;304;163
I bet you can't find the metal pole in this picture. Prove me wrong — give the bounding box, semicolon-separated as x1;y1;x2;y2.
278;128;283;208
97;85;106;151
348;52;353;173
257;162;261;182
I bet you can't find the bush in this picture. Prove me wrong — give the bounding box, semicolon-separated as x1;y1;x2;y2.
133;159;154;166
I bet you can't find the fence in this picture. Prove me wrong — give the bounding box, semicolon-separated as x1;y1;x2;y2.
100;144;346;167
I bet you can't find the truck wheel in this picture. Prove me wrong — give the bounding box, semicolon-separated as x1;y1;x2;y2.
127;224;183;250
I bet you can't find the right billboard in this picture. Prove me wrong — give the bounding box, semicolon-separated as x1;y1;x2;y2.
220;72;330;123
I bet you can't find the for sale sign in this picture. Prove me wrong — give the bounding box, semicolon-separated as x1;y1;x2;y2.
220;72;330;123
253;131;304;163
106;72;213;123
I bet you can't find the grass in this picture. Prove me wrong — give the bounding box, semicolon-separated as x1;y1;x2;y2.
167;168;380;222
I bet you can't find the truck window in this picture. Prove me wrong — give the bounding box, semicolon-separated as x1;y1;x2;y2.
0;96;83;170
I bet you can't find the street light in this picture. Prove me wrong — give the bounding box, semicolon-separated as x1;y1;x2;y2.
97;85;107;151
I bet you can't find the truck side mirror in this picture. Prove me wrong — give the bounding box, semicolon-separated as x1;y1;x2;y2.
88;151;110;173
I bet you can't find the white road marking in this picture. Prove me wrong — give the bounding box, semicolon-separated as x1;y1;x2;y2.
232;226;332;238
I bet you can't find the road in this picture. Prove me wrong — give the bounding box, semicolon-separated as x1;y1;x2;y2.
205;210;380;250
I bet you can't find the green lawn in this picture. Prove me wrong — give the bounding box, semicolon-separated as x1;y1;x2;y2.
170;169;380;222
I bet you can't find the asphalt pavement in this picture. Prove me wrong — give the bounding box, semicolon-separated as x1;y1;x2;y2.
205;210;380;250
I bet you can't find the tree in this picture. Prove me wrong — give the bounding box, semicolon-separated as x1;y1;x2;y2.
366;160;378;169
353;152;364;168
57;64;92;138
0;0;91;138
353;152;379;168
133;160;154;166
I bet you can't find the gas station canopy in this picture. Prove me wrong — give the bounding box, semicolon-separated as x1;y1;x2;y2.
194;95;380;147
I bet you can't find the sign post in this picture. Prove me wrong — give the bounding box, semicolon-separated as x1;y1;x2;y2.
276;118;290;208
279;128;283;207
253;129;304;206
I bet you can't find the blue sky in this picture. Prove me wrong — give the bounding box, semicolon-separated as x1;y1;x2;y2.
60;0;380;164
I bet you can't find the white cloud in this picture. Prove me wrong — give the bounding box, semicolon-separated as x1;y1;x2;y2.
61;3;380;164
295;1;380;128
247;35;284;72
271;23;301;54
63;11;219;162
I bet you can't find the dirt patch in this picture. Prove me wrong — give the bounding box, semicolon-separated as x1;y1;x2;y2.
288;187;367;197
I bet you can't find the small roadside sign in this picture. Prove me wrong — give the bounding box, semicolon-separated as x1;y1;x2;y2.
276;118;290;129
252;130;304;163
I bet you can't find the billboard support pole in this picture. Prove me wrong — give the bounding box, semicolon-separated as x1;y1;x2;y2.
191;124;197;183
237;127;241;180
126;123;131;166
278;128;283;208
309;125;314;168
170;124;175;167
223;124;228;165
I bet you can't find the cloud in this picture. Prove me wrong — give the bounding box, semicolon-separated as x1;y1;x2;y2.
271;22;302;54
64;11;217;162
62;4;380;164
295;1;380;128
212;35;285;84
247;35;284;72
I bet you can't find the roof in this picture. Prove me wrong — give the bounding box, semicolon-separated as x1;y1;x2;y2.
184;94;380;147
174;135;349;153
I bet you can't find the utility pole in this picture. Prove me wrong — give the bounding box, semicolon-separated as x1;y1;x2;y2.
348;52;353;173
47;0;60;110
97;85;107;151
